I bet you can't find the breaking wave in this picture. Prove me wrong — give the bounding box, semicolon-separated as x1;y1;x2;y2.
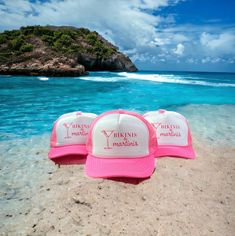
117;72;235;87
38;77;49;81
79;72;235;87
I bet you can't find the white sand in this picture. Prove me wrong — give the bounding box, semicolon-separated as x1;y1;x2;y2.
1;136;234;236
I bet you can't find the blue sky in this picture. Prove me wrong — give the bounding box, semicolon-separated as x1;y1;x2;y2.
159;0;235;25
0;0;235;72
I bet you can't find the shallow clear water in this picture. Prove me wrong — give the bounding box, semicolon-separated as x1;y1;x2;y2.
0;71;235;141
0;71;235;227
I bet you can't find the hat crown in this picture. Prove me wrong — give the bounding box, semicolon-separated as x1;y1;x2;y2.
88;111;156;158
144;110;189;146
52;112;97;147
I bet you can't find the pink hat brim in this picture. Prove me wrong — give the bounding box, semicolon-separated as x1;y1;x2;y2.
85;154;155;178
156;145;196;159
48;144;87;159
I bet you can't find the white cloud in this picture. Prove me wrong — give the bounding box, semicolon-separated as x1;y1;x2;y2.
200;32;235;54
187;58;196;64
173;43;184;55
201;57;211;64
201;57;228;64
228;58;235;64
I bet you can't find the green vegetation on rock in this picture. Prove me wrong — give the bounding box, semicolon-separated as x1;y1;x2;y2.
0;25;117;62
0;34;7;44
20;43;34;53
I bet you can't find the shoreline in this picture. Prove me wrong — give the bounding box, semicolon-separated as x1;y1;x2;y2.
0;134;234;235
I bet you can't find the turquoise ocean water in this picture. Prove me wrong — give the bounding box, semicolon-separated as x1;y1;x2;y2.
0;71;235;228
0;71;235;141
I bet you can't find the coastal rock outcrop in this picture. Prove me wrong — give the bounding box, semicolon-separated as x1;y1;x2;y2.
0;57;86;77
0;26;137;76
77;52;137;72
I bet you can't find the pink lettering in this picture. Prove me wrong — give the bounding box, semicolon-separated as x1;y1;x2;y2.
113;132;137;138
160;132;181;137
160;124;180;129
101;130;139;149
113;141;138;147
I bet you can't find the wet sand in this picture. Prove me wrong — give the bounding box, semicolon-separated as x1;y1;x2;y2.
1;135;234;236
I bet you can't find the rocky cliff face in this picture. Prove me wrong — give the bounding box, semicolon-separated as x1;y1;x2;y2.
77;52;137;72
0;26;137;76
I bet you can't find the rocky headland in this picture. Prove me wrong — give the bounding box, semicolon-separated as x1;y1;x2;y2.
0;26;137;76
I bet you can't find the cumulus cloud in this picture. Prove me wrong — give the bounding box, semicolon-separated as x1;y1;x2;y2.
0;0;234;71
200;32;235;54
173;43;184;55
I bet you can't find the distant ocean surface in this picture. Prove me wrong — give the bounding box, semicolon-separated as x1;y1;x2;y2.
1;71;235;226
0;71;235;141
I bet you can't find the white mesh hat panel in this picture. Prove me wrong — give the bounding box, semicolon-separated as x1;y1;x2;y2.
55;112;97;146
145;111;188;146
91;113;150;158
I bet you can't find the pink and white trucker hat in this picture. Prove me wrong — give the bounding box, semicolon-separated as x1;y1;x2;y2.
48;111;97;164
85;110;157;178
144;109;195;159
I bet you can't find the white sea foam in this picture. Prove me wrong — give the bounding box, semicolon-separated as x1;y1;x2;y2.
79;72;235;87
79;76;126;82
38;77;49;81
118;72;235;87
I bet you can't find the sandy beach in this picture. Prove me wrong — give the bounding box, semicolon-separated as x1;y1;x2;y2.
1;132;234;236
